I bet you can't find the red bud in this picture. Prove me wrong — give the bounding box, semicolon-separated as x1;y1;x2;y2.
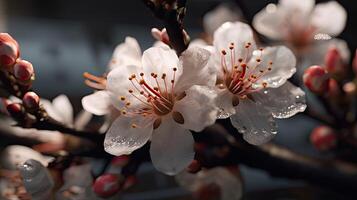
23;92;40;110
303;65;329;94
325;47;344;75
310;126;337;151
13;60;34;81
6;103;23;118
93;174;121;198
0;33;20;68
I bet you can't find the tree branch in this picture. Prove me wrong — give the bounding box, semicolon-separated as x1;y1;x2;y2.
194;123;357;197
142;0;189;54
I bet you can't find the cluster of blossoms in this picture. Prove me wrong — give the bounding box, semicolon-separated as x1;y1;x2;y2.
4;0;356;199
82;21;306;175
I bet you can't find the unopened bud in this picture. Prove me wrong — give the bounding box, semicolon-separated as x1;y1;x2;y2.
310;126;337;151
6;103;23;118
186;159;202;174
0;33;20;68
13;59;34;82
23;91;40;110
325;47;344;75
93;174;121;198
303;65;329;94
151;28;170;45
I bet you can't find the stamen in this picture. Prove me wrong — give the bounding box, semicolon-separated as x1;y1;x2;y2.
83;72;107;90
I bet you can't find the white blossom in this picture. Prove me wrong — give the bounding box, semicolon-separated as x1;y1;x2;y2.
209;22;306;145
252;0;348;65
82;37;142;116
104;45;218;175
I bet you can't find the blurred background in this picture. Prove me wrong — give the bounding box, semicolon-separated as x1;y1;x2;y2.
2;0;357;199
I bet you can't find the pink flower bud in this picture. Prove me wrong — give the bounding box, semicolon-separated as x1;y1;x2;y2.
0;33;20;67
186;159;201;174
325;47;344;75
93;174;121;198
151;28;170;45
111;155;129;167
6;103;23;117
310;126;337;151
23;92;40;110
303;65;329;94
13;60;34;81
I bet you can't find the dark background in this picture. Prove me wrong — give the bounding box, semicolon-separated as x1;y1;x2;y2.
2;0;357;199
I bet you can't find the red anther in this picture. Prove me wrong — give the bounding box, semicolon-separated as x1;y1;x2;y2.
310;126;337;151
325;47;344;75
0;33;20;68
23;92;40;110
186;159;202;174
303;65;329;94
93;174;121;198
13;60;34;81
111;155;130;167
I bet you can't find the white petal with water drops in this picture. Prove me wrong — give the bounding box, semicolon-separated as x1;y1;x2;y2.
231;99;277;145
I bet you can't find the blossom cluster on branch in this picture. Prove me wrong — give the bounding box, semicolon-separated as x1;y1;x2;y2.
0;0;356;199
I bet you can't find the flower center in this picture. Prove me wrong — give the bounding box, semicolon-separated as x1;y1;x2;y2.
120;68;178;119
220;42;272;97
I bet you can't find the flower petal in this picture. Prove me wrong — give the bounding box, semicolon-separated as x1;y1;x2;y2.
142;46;181;87
104;116;153;156
109;37;142;70
215;89;236;119
150;118;194;175
213;22;256;62
252;81;306;119
311;1;347;36
52;95;73;126
74;110;93;130
106;65;143;110
249;46;296;89
41;99;64;124
81;91;111;116
174;47;216;93
203;4;242;35
174;85;218;132
230;99;277;145
253;5;287;40
279;0;315;14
